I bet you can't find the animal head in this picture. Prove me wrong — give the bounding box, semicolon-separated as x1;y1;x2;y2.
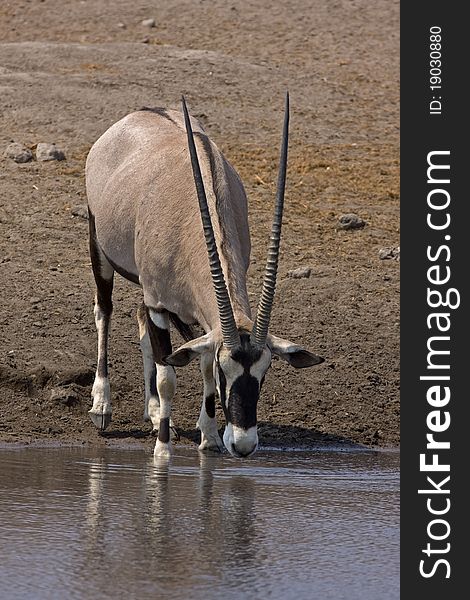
164;95;324;458
165;330;322;457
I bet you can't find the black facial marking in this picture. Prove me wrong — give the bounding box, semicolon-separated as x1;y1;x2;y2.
228;375;259;429
139;107;177;125
231;333;263;369
205;393;216;419
145;308;173;366
158;417;170;443
216;334;267;429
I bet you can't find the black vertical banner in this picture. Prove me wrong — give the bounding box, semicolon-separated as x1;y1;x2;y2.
401;4;466;598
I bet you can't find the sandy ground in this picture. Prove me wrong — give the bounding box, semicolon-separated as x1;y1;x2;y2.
0;0;399;451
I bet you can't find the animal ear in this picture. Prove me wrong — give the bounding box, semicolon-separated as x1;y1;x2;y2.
268;334;324;369
164;333;214;367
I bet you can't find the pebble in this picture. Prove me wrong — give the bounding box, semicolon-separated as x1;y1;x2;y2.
36;143;65;162
141;18;156;28
379;246;400;261
337;213;366;230
4;142;33;163
71;205;89;220
50;386;81;407
287;267;312;279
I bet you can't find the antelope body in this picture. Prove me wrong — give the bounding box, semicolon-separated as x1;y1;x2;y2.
85;96;323;458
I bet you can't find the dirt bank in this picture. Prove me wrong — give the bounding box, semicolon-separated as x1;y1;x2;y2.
0;0;399;450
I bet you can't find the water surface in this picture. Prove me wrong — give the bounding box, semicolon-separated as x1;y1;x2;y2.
0;446;399;600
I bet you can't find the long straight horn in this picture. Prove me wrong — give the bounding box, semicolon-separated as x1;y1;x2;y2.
251;92;290;348
181;96;240;350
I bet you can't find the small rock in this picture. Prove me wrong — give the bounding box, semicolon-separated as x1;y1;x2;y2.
36;143;65;162
50;386;81;407
117;22;126;29
141;36;150;43
30;297;41;304
71;205;89;220
54;367;94;387
4;142;33;163
337;213;366;230
287;267;312;279
141;18;156;28
379;246;400;261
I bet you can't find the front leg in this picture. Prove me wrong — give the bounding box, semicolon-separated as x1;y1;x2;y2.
137;303;160;429
197;353;224;452
146;307;176;457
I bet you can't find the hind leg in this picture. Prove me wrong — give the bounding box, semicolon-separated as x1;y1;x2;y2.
88;211;114;430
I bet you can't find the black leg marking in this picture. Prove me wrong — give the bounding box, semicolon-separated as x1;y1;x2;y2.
145;307;172;365
89;210;114;379
205;393;216;419
96;326;110;378
218;366;229;421
149;364;157;398
158;417;170;443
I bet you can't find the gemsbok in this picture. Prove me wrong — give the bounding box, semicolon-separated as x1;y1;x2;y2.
85;94;324;458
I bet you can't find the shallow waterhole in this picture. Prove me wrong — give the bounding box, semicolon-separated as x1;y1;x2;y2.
0;445;399;600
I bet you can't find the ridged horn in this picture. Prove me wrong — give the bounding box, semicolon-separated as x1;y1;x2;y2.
251;92;290;347
181;96;240;350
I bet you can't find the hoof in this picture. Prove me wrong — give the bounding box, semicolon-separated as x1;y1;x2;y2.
154;439;172;459
199;435;224;453
88;410;112;431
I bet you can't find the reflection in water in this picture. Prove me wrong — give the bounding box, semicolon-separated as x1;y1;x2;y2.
0;447;399;600
84;458;105;558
